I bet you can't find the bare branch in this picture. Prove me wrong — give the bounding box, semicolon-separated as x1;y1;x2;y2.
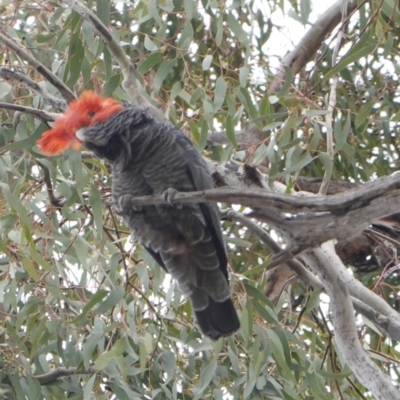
37;161;66;207
224;209;400;341
33;367;101;384
58;0;167;122
0;67;67;109
115;172;400;216
268;0;359;94
0;102;58;122
303;242;398;400
318;7;347;195
352;297;400;341
223;208;324;288
0;30;76;103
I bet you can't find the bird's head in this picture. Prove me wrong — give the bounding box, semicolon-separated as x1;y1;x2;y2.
37;91;124;155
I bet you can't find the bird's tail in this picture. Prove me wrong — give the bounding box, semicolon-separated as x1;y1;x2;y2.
194;297;240;340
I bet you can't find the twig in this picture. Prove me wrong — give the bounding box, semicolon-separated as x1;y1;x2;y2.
0;67;67;109
33;366;104;384
37;161;66;207
303;242;399;400
58;0;166;122
0;102;58;122
0;30;76;103
318;6;347;195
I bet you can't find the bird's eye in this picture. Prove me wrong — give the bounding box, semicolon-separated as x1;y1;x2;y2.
88;111;96;118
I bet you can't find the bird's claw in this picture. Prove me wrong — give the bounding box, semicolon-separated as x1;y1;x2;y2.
116;194;143;215
162;187;182;208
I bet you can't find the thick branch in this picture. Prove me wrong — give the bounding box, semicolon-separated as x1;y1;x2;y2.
119;172;400;215
269;0;359;94
226;209;400;341
303;243;398;400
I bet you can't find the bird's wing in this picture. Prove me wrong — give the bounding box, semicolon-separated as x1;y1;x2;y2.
174;131;228;277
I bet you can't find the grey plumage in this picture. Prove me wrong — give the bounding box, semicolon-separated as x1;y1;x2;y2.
77;105;240;339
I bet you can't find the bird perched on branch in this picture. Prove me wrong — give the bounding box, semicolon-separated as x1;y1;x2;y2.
37;91;240;340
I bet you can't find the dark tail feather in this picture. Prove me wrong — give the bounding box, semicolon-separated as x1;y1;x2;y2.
194;297;240;340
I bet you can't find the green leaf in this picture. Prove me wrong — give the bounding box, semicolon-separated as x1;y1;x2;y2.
3;191;32;231
96;0;110;25
284;151;312;175
65;32;85;87
138;52;163;75
95;337;126;370
227;12;249;46
72;289;108;324
22;256;40;281
335;112;351;152
197;359;217;393
202;55;213;71
225;115;237;147
235;87;259;121
27;246;52;272
323;44;377;82
154;59;175;94
144;34;159;51
225;236;252;247
277;66;293;98
355;100;374;127
171;81;182;100
94;286;125;314
178;21;193;49
239;66;249;87
213;76;227;111
83;374;97;400
104;73;121;96
216;14;223;46
391;108;400;122
36;33;56;43
305;109;330;117
267;329;295;382
184;0;194;20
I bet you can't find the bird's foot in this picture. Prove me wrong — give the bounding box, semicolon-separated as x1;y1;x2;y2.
162;187;182;208
115;194;143;215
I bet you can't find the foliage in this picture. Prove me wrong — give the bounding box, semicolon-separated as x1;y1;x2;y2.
0;0;399;399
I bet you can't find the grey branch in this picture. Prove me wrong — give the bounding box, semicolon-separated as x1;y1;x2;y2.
121;171;400;216
269;0;359;94
225;209;400;341
33;367;101;384
0;67;67;109
59;0;167;123
0;102;58;122
303;243;399;400
0;30;76;103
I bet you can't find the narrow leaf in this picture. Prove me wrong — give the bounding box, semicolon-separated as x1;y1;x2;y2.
154;59;175;94
202;55;213;71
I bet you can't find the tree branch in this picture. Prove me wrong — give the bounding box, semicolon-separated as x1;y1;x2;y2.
225;209;400;341
302;242;398;400
33;367;101;384
116;172;400;215
268;0;359;95
58;0;167;122
0;30;76;103
0;67;68;109
0;102;58;122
